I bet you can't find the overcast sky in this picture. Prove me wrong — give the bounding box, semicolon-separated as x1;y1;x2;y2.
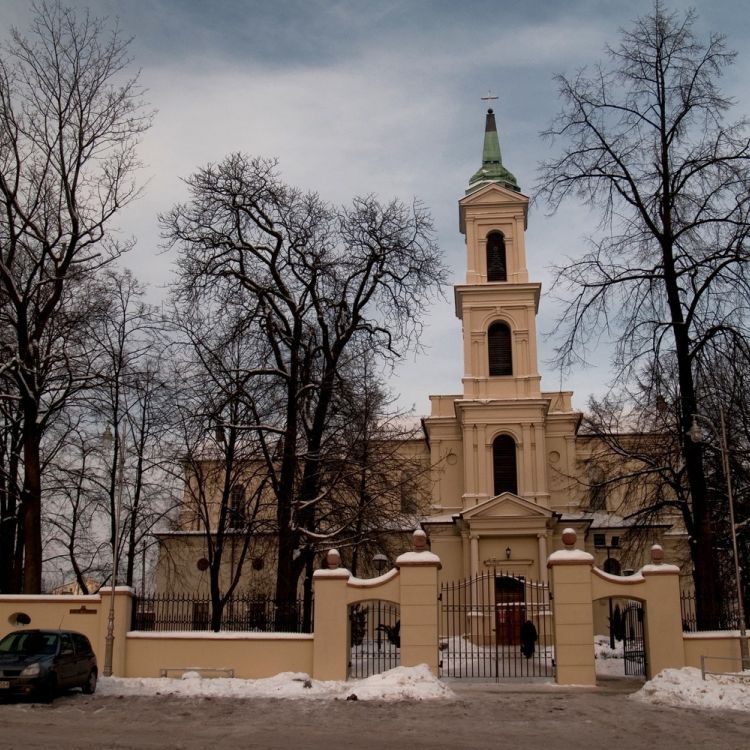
2;1;748;414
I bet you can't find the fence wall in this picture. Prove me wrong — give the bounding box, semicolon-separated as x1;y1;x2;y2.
133;593;309;633
683;632;744;669
125;631;314;678
0;532;441;683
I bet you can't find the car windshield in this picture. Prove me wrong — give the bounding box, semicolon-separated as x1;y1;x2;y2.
0;631;59;656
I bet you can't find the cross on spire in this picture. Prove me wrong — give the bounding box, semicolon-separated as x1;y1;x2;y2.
481;90;498;105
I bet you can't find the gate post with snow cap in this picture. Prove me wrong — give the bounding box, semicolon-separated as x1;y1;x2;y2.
312;549;351;681
396;530;442;676
547;528;596;685
641;544;685;677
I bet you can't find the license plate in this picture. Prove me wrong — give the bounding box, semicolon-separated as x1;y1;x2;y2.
0;680;9;689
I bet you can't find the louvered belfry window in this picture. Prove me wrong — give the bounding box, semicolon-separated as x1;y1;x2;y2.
493;435;518;495
488;322;512;376
486;232;507;282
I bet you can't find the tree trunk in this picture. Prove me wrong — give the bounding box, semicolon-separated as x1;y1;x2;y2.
21;412;42;593
661;233;720;629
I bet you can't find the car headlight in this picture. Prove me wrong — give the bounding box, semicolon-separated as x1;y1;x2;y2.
20;662;41;677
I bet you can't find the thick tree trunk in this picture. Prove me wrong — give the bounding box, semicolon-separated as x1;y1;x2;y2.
21;410;42;593
661;235;720;628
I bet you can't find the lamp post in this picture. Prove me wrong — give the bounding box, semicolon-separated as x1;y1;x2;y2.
373;554;388;651
603;545;617;650
688;408;749;670
102;425;126;677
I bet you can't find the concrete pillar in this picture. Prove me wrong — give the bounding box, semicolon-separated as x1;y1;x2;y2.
396;530;442;675
521;422;532;496
470;535;480;579
537;533;548;584
547;528;596;685
642;544;685;678
312;550;351;681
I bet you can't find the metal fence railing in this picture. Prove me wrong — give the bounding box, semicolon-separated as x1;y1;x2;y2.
349;600;400;678
680;591;741;632
132;593;312;633
438;570;554;680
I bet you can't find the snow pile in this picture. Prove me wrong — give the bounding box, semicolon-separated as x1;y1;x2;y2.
631;667;750;712
594;635;623;660
594;635;625;676
97;664;454;702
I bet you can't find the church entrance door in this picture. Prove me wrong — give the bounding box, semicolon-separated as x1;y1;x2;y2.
495;576;525;646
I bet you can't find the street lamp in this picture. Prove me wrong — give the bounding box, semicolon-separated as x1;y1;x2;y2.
373;554;388;652
102;425;126;677
688;408;749;670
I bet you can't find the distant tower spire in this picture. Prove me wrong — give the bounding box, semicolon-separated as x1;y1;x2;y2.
467;95;520;194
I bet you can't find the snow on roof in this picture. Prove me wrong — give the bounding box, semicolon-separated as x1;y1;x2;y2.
421;514;458;524
559;511;633;528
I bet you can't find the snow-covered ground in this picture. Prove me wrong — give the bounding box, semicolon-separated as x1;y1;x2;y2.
594;634;626;676
97;664;455;702
631;667;750;712
96;645;750;711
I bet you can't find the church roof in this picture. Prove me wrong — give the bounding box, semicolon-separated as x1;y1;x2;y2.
466;108;520;195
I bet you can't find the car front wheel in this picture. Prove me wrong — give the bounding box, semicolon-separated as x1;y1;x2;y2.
82;669;97;695
41;674;57;703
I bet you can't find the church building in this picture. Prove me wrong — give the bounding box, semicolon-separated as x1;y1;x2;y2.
419;107;685;591
153;108;688;638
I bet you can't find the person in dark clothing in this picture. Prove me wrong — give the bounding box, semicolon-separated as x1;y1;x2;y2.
521;619;538;658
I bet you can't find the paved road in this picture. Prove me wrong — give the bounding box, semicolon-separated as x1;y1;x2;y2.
1;678;748;750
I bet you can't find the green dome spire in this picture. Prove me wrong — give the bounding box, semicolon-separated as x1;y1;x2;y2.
466;108;520;194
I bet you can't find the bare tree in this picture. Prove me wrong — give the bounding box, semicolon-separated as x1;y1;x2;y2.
536;2;750;627
163;154;446;627
0;372;24;592
324;355;431;579
0;2;151;591
86;270;175;590
165;298;275;631
42;417;110;594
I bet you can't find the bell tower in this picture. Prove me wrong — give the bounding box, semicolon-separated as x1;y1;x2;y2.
456;107;541;401
423;105;581;584
427;106;552;511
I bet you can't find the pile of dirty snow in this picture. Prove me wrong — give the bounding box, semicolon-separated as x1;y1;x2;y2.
97;664;454;702
631;667;750;712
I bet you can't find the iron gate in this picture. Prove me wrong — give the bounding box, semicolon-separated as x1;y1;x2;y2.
623;601;646;677
438;570;554;679
348;600;400;678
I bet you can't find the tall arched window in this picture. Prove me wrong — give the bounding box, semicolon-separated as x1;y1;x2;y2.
486;232;507;282
588;465;607;511
488;322;512;376
493;435;518;495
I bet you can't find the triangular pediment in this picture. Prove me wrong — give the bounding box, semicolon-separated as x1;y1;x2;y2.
461;492;553;521
459;183;529;233
459;181;529;207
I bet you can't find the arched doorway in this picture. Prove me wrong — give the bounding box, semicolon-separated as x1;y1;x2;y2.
348;599;400;678
593;596;646;678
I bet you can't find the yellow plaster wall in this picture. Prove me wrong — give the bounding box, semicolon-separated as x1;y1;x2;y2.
125;633;314;679
683;633;743;669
